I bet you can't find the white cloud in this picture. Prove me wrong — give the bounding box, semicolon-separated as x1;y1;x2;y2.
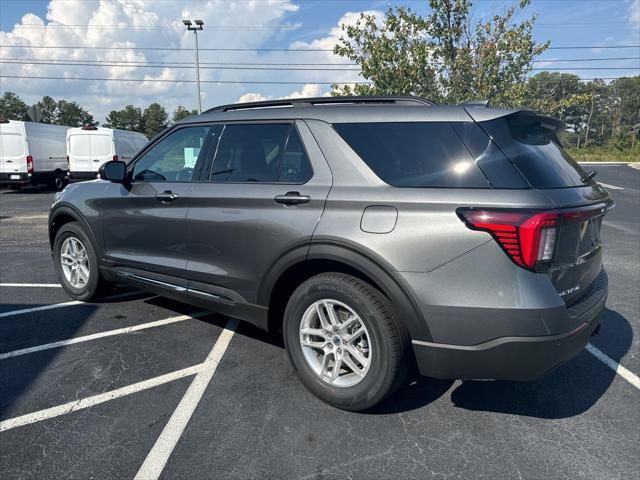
629;0;640;23
237;83;331;103
1;2;376;122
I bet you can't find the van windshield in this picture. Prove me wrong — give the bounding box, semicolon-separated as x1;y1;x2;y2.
0;133;25;158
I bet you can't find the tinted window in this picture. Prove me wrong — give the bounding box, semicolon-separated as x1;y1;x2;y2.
279;127;313;183
452;122;529;189
333;122;489;188
132;126;213;182
211;124;290;182
482;114;589;188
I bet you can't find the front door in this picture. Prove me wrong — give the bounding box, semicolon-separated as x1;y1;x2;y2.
99;125;217;286
185;121;332;307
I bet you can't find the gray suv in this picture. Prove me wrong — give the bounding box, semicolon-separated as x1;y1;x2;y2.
49;96;613;411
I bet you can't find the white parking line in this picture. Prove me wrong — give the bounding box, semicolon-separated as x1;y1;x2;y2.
0;291;140;319
587;343;640;390
0;312;208;360
0;364;203;432
598;182;624;190
134;318;238;480
0;283;61;288
0;318;236;434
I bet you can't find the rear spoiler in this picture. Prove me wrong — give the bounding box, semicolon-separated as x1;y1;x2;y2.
464;107;565;132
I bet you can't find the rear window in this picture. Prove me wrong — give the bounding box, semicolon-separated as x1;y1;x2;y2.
1;134;25;158
69;135;90;155
481;114;589;188
333;122;489;188
91;135;112;157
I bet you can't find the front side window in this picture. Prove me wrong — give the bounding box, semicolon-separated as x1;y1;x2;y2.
132;126;213;182
210;123;292;183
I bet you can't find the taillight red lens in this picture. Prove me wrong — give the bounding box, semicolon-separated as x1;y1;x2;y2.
112;155;119;161
26;155;34;174
458;209;559;269
66;155;70;170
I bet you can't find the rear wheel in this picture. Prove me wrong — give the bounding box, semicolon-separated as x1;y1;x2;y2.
52;171;66;191
283;273;410;411
53;222;112;301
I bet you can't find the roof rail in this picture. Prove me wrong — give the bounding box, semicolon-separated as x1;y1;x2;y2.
204;95;435;114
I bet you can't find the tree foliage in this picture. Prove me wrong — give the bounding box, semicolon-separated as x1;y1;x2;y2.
333;0;547;106
0;92;29;121
142;103;168;138
171;105;198;123
103;105;143;132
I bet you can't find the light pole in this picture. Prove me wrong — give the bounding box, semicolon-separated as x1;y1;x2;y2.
183;19;204;114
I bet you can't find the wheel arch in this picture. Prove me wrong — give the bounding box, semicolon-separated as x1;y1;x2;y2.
49;205;100;255
260;240;432;342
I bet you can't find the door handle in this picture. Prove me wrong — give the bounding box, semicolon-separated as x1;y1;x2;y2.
93;159;100;162
156;191;178;203
274;191;310;206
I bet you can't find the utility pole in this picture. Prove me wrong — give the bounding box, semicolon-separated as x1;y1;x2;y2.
183;19;204;114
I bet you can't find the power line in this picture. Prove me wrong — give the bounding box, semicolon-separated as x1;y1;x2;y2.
2;44;639;52
1;57;638;66
0;74;369;85
0;60;362;71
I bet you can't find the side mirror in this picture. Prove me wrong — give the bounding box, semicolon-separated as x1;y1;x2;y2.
99;160;127;183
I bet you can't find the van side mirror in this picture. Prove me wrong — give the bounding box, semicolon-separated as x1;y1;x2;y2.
100;160;127;182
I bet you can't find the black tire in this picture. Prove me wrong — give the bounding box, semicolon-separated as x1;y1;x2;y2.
52;171;66;191
53;222;113;301
283;273;410;411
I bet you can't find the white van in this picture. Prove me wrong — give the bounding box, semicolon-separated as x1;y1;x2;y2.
67;126;148;181
0;120;69;190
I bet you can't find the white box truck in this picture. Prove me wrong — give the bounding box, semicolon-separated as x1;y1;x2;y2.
67;126;148;181
0;120;69;190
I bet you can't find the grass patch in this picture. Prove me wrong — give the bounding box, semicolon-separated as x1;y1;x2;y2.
566;146;640;163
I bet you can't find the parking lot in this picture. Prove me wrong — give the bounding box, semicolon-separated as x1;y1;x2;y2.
0;164;638;479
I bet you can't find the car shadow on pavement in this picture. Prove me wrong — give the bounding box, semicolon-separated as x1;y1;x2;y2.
448;308;633;419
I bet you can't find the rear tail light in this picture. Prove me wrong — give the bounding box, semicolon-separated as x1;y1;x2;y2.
112;154;119;161
458;206;610;270
26;155;34;174
66;155;70;171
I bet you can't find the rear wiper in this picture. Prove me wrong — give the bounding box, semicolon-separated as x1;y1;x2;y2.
211;168;235;176
581;170;597;183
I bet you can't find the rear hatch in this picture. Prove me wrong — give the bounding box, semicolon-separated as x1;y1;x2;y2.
467;109;613;306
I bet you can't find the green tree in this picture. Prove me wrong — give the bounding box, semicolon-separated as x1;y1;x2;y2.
56;100;95;127
142;103;168;138
171;105;198;123
0;92;28;121
103;105;143;132
36;95;58;124
332;0;547;107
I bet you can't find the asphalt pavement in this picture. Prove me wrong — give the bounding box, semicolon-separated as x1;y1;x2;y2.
0;164;638;479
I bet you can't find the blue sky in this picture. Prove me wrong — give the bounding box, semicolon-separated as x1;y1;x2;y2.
0;0;638;121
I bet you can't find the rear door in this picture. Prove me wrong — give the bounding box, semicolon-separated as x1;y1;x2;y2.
0;125;27;175
89;133;113;174
185;120;332;306
68;133;91;175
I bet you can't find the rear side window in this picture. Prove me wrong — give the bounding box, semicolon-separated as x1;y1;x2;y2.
211;123;312;183
481;114;589;188
333;122;489;188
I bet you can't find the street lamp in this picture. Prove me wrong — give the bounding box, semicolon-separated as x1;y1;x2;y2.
183;19;204;114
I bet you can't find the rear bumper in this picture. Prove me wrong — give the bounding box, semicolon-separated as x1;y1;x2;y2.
69;171;97;181
0;172;30;185
413;269;608;381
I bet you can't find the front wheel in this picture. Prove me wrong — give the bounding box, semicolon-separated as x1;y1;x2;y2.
53;222;112;301
283;273;410;411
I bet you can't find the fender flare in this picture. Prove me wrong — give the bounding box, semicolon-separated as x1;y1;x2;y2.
49;204;101;256
258;239;432;342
